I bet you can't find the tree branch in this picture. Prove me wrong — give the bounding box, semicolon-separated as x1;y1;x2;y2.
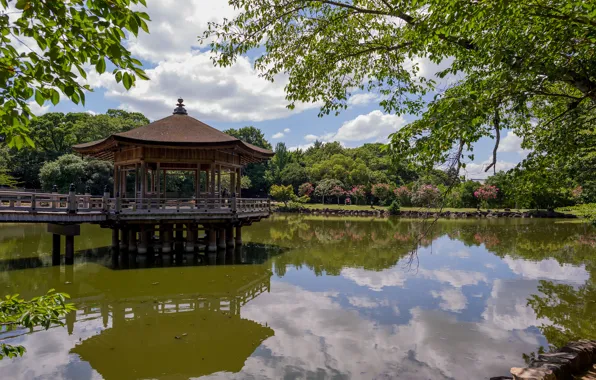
485;108;501;174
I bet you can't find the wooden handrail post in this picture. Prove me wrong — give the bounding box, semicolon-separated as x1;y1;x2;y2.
231;193;237;213
68;183;77;214
31;194;36;211
115;192;121;214
102;185;110;212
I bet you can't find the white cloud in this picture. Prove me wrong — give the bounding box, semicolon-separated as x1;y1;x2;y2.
272;132;284;139
288;143;314;152
420;268;487;288
284;128;290;133
89;52;318;122
306;110;406;145
431;287;467;313
126;0;238;63
503;257;589;285
463;158;518;180
27;101;50;116
498;131;531;156
341;267;409;291
347;295;389;309
347;93;378;107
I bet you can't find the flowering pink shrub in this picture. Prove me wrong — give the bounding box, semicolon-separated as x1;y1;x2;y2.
394;186;411;205
298;182;314;197
329;185;346;204
571;185;583;199
411;184;440;206
474;184;498;208
473;184;499;201
350;185;366;204
371;183;393;205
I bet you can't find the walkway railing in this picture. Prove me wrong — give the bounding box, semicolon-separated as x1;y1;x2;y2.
0;190;270;216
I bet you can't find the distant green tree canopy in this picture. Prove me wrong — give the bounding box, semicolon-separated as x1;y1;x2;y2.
202;0;595;196
0;0;150;148
3;110;148;189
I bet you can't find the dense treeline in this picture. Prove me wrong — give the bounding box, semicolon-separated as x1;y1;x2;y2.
1;115;594;212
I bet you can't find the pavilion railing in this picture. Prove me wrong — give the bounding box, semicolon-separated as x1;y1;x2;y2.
0;190;271;216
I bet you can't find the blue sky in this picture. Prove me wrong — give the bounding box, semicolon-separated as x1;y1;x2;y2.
29;0;528;179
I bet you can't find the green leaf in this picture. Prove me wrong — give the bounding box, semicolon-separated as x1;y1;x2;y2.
34;90;44;107
122;72;132;90
50;90;60;106
96;58;106;74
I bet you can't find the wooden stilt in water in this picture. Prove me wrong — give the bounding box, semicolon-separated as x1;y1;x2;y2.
162;224;172;253
128;228;137;253
226;225;234;249
52;234;61;265
65;235;74;265
208;228;217;252
218;227;226;249
235;226;243;245
185;224;196;252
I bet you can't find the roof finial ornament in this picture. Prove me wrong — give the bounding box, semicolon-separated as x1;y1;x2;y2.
173;98;188;115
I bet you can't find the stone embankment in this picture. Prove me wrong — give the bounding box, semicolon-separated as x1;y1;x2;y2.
491;340;596;380
276;208;577;219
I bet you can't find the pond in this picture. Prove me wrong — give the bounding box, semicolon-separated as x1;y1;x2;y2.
0;216;594;379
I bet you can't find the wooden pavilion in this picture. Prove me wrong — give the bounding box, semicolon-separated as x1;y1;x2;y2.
73;99;273;200
0;99;274;263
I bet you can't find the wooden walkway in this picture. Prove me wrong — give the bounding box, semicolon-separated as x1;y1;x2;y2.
0;190;270;223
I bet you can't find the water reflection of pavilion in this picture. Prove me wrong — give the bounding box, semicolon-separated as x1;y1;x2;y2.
0;247;275;379
69;274;273;379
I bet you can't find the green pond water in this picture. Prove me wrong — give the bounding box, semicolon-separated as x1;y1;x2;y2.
0;216;594;379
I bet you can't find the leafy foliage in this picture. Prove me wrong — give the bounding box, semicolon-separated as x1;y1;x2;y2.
269;184;295;206
39;154;112;194
0;0;150;147
0;290;76;360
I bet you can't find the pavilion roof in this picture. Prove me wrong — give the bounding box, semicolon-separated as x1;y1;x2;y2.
72;99;274;163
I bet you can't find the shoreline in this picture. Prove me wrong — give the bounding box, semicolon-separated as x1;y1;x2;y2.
275;207;577;219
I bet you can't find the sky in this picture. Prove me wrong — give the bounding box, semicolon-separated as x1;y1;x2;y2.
29;0;529;179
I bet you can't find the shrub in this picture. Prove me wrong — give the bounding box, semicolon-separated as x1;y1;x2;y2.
298;182;314;197
388;200;401;215
371;183;394;205
411;184;440;207
393;186;411;206
349;185;367;204
270;184;295;206
474;184;499;209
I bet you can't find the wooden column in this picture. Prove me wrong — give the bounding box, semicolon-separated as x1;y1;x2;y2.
207;228;217;252
156;163;161;198
226;225;234;248
140;161;146;201
195;164;201;199
185;224;196;253
218;227;226;249
138;225;148;254
120;226;129;251
235;226;243;245
163;169;167;198
134;164;139;199
112;228;119;251
113;165;119;196
217;164;222;198
236;168;242;197
65;235;74;265
52;234;61;265
210;163;216;197
230;171;236;196
162;225;172;253
128;228;137;253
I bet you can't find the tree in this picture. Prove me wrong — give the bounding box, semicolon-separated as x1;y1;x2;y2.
329;185;345;205
1;0;150;148
269;184;295;206
1;290;75;359
298;182;314;197
223;126;272;150
281;163;308;191
39;154;112;194
314;179;343;205
224;127;272;196
371;183;394;206
474;184;499;209
349;185;366;205
203;1;595;185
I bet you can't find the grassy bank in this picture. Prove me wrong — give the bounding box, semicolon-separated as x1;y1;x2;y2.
290;203;530;213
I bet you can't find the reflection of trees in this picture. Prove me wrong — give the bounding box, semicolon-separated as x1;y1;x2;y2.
527;280;596;350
